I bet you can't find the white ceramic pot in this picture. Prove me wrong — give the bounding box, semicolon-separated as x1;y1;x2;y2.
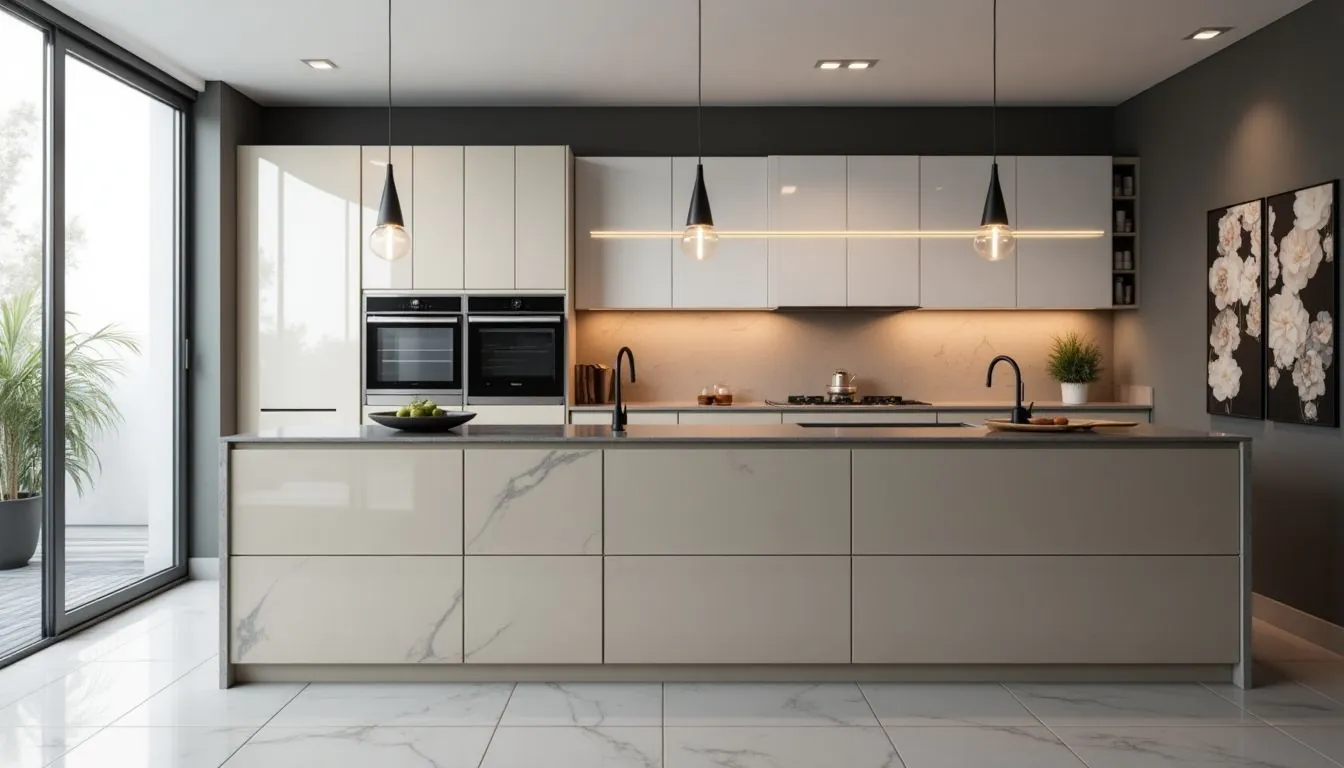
1061;382;1088;405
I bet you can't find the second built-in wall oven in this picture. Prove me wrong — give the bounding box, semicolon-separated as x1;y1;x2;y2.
363;295;464;407
465;296;566;405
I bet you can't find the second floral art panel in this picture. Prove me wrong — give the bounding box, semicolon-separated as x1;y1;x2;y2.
1207;199;1265;419
1265;181;1338;427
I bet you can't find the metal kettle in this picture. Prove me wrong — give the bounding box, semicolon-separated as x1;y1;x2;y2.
827;369;857;396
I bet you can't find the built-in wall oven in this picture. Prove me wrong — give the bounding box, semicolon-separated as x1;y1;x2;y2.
363;294;464;406
465;296;566;405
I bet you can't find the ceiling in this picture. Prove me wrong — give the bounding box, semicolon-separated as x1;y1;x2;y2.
44;0;1312;107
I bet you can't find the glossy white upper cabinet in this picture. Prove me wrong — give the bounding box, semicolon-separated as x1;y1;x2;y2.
515;146;569;291
1016;156;1112;308
411;146;464;290
238;146;361;429
575;157;673;309
767;156;847;307
361;146;414;290
672;157;768;308
919;156;1017;308
846;156;920;307
464;146;516;290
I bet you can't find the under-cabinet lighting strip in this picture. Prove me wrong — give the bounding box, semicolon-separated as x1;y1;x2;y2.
589;229;1106;240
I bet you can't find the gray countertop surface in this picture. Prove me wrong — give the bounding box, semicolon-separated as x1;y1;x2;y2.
225;423;1245;445
567;400;1154;412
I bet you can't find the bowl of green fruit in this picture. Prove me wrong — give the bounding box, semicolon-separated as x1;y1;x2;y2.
368;399;476;433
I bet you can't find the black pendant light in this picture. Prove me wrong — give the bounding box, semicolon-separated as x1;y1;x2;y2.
370;0;411;261
973;0;1016;263
680;0;718;261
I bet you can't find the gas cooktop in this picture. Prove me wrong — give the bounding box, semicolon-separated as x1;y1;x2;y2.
766;395;932;406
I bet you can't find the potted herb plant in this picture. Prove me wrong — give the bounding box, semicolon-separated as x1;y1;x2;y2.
0;290;137;569
1046;331;1104;406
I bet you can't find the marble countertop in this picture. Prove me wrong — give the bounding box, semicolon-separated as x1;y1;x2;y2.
225;423;1244;445
567;400;1154;412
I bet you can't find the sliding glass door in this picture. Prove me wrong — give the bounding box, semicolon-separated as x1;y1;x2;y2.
0;1;189;662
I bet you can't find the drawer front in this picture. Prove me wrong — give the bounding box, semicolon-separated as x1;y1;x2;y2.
852;556;1240;664
605;449;849;554
230;556;463;664
231;448;463;555
605;556;850;663
852;447;1241;555
468;405;566;425
571;410;680;425
781;411;934;424
464;449;601;554
465;557;601;664
676;411;783;425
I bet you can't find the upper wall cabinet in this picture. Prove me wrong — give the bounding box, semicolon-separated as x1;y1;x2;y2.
464;146;516;290
847;156;920;307
1016;156;1112;309
361;146;414;291
768;156;847;307
514;146;570;291
575;157;673;309
919;156;1018;308
412;146;465;290
239;146;362;429
672;157;768;308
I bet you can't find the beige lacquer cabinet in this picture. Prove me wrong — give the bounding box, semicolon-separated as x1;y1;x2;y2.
221;427;1251;688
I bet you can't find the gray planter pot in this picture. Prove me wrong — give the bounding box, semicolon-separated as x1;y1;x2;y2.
0;494;42;570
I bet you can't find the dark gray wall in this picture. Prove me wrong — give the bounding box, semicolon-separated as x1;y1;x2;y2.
190;82;260;559
1114;0;1344;625
259;106;1114;156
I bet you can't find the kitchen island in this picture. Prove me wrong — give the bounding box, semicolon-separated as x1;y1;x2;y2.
219;423;1252;688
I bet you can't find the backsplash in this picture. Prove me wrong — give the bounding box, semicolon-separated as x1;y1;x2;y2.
576;310;1116;403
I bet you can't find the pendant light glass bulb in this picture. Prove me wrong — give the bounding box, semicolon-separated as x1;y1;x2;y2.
973;224;1016;262
370;163;411;261
681;223;719;261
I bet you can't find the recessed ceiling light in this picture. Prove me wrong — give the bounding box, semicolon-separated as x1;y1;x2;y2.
847;61;871;70
817;61;842;70
1185;27;1232;41
302;59;338;70
781;185;798;195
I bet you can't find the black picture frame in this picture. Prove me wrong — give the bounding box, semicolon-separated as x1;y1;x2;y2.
1206;198;1266;419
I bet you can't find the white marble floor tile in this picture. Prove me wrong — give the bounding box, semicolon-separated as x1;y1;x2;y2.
481;726;661;768
664;683;878;727
51;726;256;768
1254;621;1343;663
1280;663;1344;704
269;683;515;726
1278;726;1344;765
98;618;220;665
0;726;100;768
500;683;662;726
665;726;900;768
0;661;192;728
1204;680;1344;726
1004;684;1259;726
884;726;1086;768
114;662;304;727
224;726;495;768
860;683;1040;727
1053;725;1340;768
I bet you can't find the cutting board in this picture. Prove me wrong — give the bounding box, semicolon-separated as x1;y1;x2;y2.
984;418;1140;433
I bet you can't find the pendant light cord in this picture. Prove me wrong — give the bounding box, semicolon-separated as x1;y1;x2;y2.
696;0;703;162
991;0;997;161
387;0;393;158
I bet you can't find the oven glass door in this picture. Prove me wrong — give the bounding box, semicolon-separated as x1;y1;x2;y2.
467;317;565;399
366;317;462;392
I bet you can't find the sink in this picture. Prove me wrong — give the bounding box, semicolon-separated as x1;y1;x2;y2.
794;422;969;428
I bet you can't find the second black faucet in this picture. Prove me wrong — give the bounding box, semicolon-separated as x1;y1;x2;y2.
612;346;636;432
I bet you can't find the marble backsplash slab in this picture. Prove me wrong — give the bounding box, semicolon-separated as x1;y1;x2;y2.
575;310;1116;403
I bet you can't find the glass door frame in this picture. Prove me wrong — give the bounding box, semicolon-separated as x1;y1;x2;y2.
0;0;193;652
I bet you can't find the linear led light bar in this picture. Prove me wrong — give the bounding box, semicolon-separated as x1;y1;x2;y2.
589;230;1106;240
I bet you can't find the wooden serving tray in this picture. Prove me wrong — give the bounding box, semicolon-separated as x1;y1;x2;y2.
984;418;1140;433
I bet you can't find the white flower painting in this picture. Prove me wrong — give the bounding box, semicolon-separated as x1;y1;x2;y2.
1264;181;1337;426
1207;200;1265;418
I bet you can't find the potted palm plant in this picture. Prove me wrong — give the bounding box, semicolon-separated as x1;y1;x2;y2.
0;290;137;569
1046;331;1104;406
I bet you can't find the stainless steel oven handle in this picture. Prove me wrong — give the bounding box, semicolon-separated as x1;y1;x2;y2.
367;316;460;324
466;316;563;323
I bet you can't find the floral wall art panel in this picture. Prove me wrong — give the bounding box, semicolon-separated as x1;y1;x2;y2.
1265;181;1338;427
1208;199;1265;419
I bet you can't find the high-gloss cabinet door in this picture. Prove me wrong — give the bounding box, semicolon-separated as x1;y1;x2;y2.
465;556;601;664
605;556;850;663
919;156;1017;308
411;146;464;289
1016;156;1112;308
238;146;361;428
575;157;673;308
515;146;569;290
847;156;920;307
675;411;783;425
361;145;414;290
464;146;516;289
230;556;463;664
464;449;601;555
672;157;768;308
230;448;464;555
767;156;847;307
